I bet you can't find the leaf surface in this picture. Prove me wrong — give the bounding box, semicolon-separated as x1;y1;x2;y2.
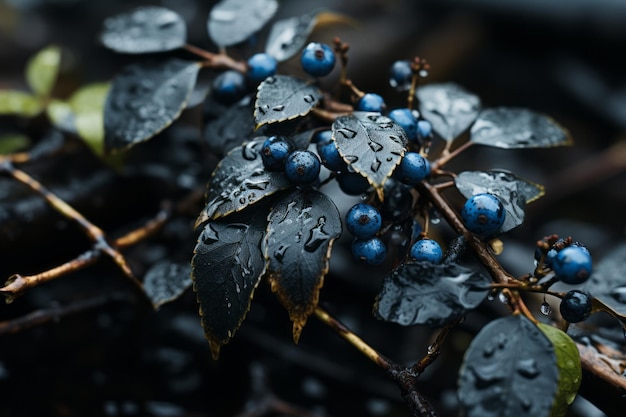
254;75;321;128
208;0;278;47
584;243;626;315
0;90;43;117
25;45;61;96
143;261;193;309
265;10;319;61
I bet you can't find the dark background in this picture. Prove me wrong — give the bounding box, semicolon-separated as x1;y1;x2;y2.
0;0;625;416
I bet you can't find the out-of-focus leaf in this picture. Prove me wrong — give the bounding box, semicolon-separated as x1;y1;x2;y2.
265;9;319;62
254;75;321;128
208;0;278;47
0;134;31;154
458;315;559;417
332;112;407;200
47;99;75;132
143;261;192;310
264;188;342;342
100;6;187;54
0;90;43;117
203;98;260;157
470;107;572;148
25;45;61;97
584;243;626;316
537;323;581;417
104;59;200;152
70;82;111;155
373;261;491;327
417;82;481;142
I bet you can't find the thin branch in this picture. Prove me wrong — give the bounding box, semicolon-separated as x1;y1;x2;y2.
184;43;247;73
431;140;474;170
412;317;462;375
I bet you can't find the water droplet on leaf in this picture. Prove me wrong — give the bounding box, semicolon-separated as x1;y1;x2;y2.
540;301;551;315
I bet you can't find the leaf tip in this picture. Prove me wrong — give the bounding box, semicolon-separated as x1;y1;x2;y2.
208;338;222;360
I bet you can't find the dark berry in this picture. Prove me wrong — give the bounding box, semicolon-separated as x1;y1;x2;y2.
246;53;277;83
553;245;593;285
394;152;429;185
352;237;387;265
416;119;432;142
301;42;336;77
312;129;333;145
410;238;442;263
345;203;382;239
261;136;293;171
389;59;412;90
284;150;321;185
317;140;347;172
213;70;247;104
357;93;386;112
380;178;413;222
461;193;506;236
388;108;418;142
337;171;370;195
559;290;592;323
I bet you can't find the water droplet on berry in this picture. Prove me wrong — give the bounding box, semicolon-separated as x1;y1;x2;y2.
540;301;552;316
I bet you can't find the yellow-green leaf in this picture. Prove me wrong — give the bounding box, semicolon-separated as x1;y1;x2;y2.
0;90;43;117
538;323;582;417
25;45;61;96
46;99;75;132
0;133;31;154
70;82;111;155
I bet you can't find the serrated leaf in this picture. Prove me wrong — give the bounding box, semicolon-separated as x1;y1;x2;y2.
100;6;186;54
25;45;61;97
104;59;200;152
208;0;278;47
537;323;582;417
254;75;322;128
584;243;626;315
373;261;491;327
417;82;481;141
191;206;270;359
332;112;407;200
264;188;342;342
458;315;559;417
455;170;544;233
143;261;192;310
265;10;320;62
471;107;572;148
0;90;43;117
196;138;292;224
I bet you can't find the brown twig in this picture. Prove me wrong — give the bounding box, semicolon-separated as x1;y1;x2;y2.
183;43;247;73
412;317;462;375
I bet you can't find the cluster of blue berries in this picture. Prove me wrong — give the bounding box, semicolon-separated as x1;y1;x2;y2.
345;203;386;265
261;136;321;185
213;52;278;104
535;238;593;285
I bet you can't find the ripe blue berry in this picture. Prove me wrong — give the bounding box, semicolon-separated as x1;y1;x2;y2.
317;140;347;172
301;42;336;77
461;193;506;236
312;129;332;145
337;171;370;195
417;119;432;142
553;245;593;285
261;136;293;171
559;290;592;323
389;59;412;90
345;203;382;239
246;53;277;83
388;108;418;142
352;237;387;265
213;70;247;104
410;239;442;263
394;152;429;185
284;150;321;185
357;93;386;112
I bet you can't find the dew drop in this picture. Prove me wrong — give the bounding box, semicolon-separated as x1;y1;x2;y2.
521;397;532;411
239;197;246;204
272;104;285;112
482;344;495;358
202;225;219;244
487;292;495;301
273;244;289;262
337;128;357;139
427;344;437;354
303;94;316;103
304;217;329;252
540;301;552;316
368;141;383;152
516;358;540;379
498;292;510;304
370;159;381;173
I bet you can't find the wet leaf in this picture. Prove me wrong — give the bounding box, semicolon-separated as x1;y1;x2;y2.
264;188;342;342
143;261;192;309
0;90;43;117
254;75;322;128
332;112;407;200
458;315;559;417
100;6;187;54
416;82;481;141
537;323;581;417
192;205;270;359
373;261;491;327
203;98;260;157
196;138;292;224
25;45;61;97
208;0;278;47
455;170;544;233
104;58;200;152
470;107;572;148
584;243;626;315
265;9;320;62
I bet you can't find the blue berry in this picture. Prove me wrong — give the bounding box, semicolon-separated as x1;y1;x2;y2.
284;150;321;185
394;152;429;185
410;239;442;263
559;290;592;323
247;53;277;83
345;203;382;239
301;42;336;77
317;140;347;172
553;245;593;285
461;193;505;236
312;129;332;145
213;70;247;104
389;60;412;89
261;136;293;171
417;119;432;142
337;171;370;195
357;93;386;112
352;237;387;265
388;108;418;142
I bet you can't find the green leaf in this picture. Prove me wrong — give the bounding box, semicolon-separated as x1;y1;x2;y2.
537;323;582;417
70;82;111;155
47;99;75;132
0;133;31;154
0;90;43;117
25;45;61;97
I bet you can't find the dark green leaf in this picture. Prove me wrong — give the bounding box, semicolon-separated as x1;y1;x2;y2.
265;10;319;62
191;206;270;359
584;243;626;315
470;107;572;148
332;112;407;200
208;0;278;47
104;58;200;152
203;98;260;157
416;82;481;141
25;45;61;97
100;6;186;54
458;315;559;417
373;261;491;327
196;138;292;224
455;170;544;233
264;188;342;342
0;90;43;117
143;261;192;309
254;75;322;128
